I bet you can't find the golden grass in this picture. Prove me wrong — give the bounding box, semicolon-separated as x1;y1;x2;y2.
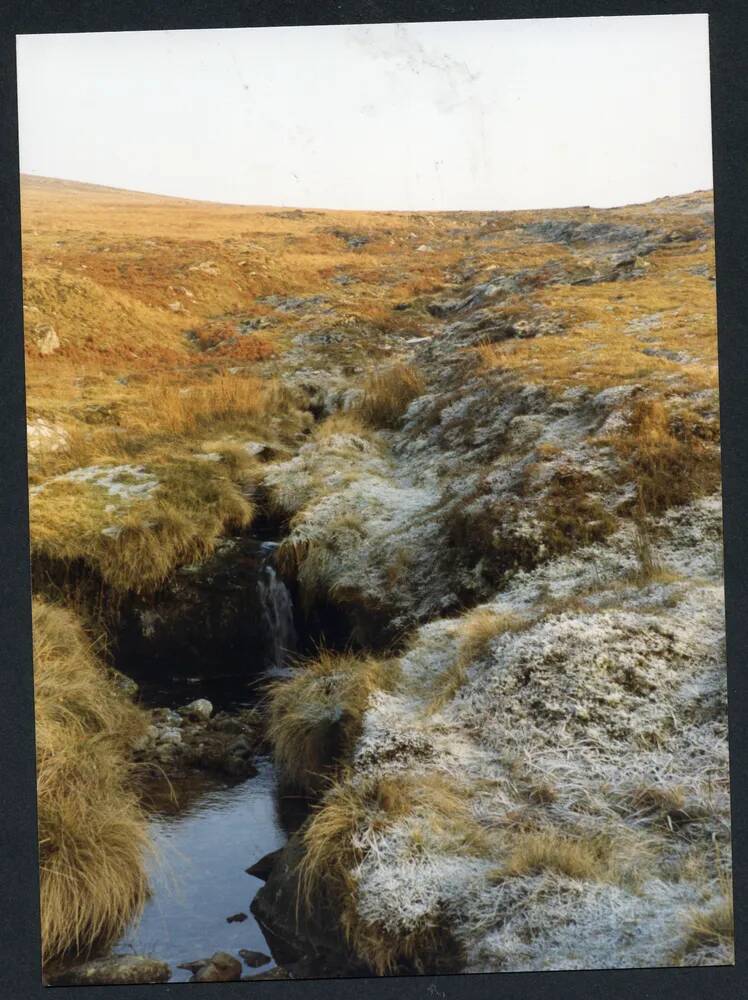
298;771;478;974
136;373;269;436
477;243;718;395
428;609;525;711
266;650;401;792
495;829;615;881
30;456;255;595
314;411;380;443
359;364;426;429
611;398;721;516
681;895;734;960
33;599;151;965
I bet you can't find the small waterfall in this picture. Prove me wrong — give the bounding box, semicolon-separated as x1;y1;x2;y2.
257;542;297;674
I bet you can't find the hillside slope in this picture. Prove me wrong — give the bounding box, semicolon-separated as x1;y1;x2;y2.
22;177;730;975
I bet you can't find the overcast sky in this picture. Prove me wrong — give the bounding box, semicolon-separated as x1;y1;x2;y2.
16;15;712;212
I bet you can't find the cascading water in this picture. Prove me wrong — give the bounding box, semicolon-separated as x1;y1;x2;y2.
257;541;297;674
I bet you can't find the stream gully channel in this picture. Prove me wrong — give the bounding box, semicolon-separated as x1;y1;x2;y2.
110;538;332;983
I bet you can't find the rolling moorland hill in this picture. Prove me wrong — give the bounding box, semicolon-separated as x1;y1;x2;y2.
22;176;730;977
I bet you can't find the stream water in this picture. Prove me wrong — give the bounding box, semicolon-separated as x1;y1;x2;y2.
113;541;304;982
117;762;288;982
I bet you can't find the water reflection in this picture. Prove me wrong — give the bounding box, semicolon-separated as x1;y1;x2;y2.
118;759;288;983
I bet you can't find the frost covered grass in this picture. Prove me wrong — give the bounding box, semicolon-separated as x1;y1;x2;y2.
281;495;731;975
34;599;151;966
266;650;401;792
299;771;483;974
427;608;526;711
30;452;257;595
680;893;734;964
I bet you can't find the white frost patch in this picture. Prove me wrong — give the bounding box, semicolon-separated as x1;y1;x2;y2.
36;463;159;501
465;878;706;972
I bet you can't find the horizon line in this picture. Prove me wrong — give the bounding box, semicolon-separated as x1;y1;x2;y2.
19;171;715;216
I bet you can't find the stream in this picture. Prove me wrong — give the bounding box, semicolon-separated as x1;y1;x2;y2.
111;539;309;982
117;762;289;982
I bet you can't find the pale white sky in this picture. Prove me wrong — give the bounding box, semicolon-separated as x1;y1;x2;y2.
16;15;713;212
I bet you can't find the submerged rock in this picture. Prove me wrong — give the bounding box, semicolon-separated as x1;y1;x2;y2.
48;955;171;986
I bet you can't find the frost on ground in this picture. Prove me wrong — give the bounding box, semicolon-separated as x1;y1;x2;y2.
262;199;730;975
281;496;731;974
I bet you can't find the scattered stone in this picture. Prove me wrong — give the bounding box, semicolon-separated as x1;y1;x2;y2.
226;912;248;923
48;955;171;986
29;323;60;356
239;949;272;968
180;698;213;722
26;418;69;454
188;260;221;275
178;951;242;983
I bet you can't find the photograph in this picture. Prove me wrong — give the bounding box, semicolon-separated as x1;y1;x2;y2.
15;13;733;987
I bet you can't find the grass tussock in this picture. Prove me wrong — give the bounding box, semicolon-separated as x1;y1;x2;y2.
359;364;425;429
680;895;734;962
33;599;151;966
314;411;380;444
538;466;618;554
266;650;401;792
495;829;615;881
298;771;475;974
428;609;525;711
138;373;269;436
30;457;255;595
613;398;721;516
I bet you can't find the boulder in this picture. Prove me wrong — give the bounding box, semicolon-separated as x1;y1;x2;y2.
245;847;283;881
178;951;242;982
48;955;170;986
239;948;272;968
180;698;213;721
30;323;60;356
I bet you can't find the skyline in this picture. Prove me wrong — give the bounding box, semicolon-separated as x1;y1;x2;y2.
17;16;713;212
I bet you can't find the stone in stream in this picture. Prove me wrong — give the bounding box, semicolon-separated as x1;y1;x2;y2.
226;911;248;923
245;846;283;881
48;955;171;986
239;948;272;968
177;950;242;982
179;698;213;721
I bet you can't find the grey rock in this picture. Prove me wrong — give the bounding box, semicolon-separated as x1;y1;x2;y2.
48;955;171;986
239;948;272;968
180;698;213;721
178;951;242;982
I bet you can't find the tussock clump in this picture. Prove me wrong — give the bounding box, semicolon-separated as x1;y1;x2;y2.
33;599;150;966
359;364;425;429
30;457;254;595
679;895;734;964
139;373;268;436
299;771;475;974
266;651;401;792
613;398;721;516
428;609;525;711
314;412;380;443
496;830;615;881
539;466;617;555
